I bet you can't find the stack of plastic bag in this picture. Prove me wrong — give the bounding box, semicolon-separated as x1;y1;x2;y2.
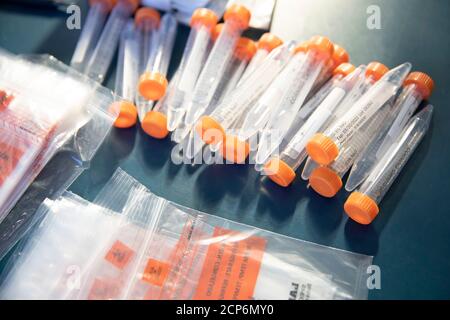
1;168;373;300
0;49;118;259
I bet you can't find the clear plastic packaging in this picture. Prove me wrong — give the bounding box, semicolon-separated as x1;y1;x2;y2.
0;168;147;300
344;105;434;225
306;62;411;166
0;50;117;259
85;0;139;83
121;183;373;300
70;0;116;72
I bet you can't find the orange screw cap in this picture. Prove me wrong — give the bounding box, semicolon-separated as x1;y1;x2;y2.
234;37;257;61
344;192;379;225
138;72;168;101
309;166;342;198
110;100;138;128
190;8;218;29
366;62;389;81
331;44;350;68
333;63;355;77
141;110;169;139
264;158;296;187
220;135;250;164
135;7;161;28
404;72;434;100
306;133;339;165
258;33;283;52
196;116;225;145
224;4;251;30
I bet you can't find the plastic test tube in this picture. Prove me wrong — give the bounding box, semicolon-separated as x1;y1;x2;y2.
183;39;256;160
237;33;283;86
138;12;177;103
234;37;333;164
182;4;252;127
133;7;161;121
110;20;139;129
194;41;294;151
344;105;434;225
262;65;365;187
301;62;392;181
308;100;397;198
306;62;411;166
164;9;219;131
345;72;434;191
85;0;139;83
169;23;223;144
70;0;117;72
274;62;355;160
255;63;361;171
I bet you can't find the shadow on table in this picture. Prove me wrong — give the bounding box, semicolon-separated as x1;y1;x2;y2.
343;120;434;256
70;126;137;200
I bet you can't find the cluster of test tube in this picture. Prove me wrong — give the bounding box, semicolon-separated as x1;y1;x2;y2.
71;2;436;226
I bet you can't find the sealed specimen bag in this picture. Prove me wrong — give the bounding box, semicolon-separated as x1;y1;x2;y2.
0;49;118;259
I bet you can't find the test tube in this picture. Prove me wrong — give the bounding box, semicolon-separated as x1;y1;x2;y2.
141;71;179;139
306;62;411;165
344;105;433;225
308;100;397;198
300;63;390;181
133;7;161;121
209;37;256;108
85;0;140;83
110;20;139;128
70;0;117;72
254;61;355;169
231;36;333;164
237;33;283;86
194;42;294;149
182;4;252;127
262;65;366;187
183;38;256;160
138;13;178;103
345;72;434;191
165;8;219;131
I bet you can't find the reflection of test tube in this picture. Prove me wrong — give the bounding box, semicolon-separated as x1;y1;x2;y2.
308;101;396;198
306;62;411;165
70;0;117;72
238;33;283;86
344;105;433;225
110;21;139;128
182;4;252;127
165;8;219;131
254;60;353;168
263;65;365;187
138;13;178;102
195;42;293;149
346;72;434;191
85;0;139;83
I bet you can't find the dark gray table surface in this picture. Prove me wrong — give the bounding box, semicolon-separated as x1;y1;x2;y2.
0;0;449;299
